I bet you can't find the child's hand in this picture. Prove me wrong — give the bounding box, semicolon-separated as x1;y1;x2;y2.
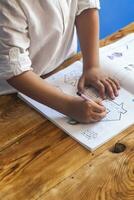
77;67;120;100
68;97;107;123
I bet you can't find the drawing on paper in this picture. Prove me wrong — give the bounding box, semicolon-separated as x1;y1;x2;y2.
107;52;123;60
84;88;127;122
124;64;134;72
50;69;128;123
63;72;127;122
64;70;81;87
80;101;127;141
81;130;98;140
102;100;127;122
106;38;134;61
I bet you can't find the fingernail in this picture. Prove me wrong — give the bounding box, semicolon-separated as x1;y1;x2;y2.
115;92;119;96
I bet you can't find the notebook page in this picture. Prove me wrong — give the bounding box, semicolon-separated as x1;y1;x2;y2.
100;33;134;94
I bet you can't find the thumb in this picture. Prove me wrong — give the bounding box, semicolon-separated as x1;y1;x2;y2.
95;98;105;108
95;98;103;104
77;75;85;93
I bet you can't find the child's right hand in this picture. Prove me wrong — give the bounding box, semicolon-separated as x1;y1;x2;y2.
67;97;107;123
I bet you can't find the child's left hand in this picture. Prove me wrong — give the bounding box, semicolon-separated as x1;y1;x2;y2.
77;67;120;100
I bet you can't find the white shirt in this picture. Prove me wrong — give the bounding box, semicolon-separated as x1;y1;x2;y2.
0;0;100;95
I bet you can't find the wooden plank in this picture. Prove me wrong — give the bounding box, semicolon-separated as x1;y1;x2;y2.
38;131;134;200
0;121;133;199
100;22;134;47
0;94;46;151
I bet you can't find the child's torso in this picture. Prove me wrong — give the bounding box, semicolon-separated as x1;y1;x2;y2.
20;0;78;75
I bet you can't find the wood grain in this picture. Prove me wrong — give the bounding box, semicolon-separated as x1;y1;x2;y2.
0;23;134;200
44;131;134;200
0;95;46;151
0;123;133;200
100;23;134;47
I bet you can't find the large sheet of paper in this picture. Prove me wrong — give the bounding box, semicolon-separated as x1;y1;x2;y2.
19;59;134;151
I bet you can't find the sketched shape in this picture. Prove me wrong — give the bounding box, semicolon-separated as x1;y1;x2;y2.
107;52;123;60
81;130;98;140
64;71;81;87
102;100;127;122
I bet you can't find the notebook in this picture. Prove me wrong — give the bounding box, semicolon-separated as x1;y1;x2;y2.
19;33;134;151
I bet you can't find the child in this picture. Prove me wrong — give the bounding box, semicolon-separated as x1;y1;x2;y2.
0;0;120;123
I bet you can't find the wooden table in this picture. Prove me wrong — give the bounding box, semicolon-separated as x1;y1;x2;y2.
0;23;134;200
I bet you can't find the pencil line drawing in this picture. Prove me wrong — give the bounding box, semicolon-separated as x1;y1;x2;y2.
107;52;123;60
49;69;128;123
102;100;127;122
64;71;81;87
124;64;134;72
81;130;98;140
106;38;134;61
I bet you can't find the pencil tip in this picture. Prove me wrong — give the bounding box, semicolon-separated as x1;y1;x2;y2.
77;91;81;96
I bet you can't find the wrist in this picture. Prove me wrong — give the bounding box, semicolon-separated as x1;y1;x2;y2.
83;55;99;67
83;59;99;68
63;95;81;117
83;63;100;73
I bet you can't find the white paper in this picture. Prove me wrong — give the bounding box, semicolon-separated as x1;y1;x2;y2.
19;59;134;151
100;33;134;94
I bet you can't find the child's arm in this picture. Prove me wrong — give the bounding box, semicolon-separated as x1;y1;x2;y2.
75;8;120;99
8;71;106;123
0;0;106;123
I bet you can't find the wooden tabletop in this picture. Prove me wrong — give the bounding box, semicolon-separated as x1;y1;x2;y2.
0;23;134;200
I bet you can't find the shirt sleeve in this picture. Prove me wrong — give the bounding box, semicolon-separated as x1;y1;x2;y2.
77;0;100;16
0;0;32;80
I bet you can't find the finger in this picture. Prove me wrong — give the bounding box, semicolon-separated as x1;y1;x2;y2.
109;77;120;89
88;101;106;113
77;76;85;93
91;110;107;122
95;80;106;99
95;98;104;106
106;78;119;97
101;79;115;99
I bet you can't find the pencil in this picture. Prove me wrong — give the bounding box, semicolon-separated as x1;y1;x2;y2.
77;92;104;107
77;91;94;103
